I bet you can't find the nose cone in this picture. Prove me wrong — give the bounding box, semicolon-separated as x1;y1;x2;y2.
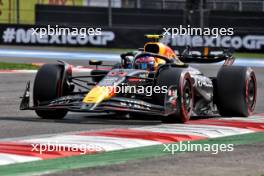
83;86;115;105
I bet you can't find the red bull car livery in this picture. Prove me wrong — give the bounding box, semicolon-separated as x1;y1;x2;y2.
20;35;257;123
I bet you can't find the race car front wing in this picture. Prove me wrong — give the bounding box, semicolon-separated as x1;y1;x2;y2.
20;82;171;116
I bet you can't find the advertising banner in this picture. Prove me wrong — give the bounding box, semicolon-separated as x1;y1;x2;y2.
0;24;264;53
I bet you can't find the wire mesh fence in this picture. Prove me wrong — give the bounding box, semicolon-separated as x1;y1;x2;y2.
0;0;263;33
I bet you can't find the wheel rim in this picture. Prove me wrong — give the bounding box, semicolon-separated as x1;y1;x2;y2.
247;75;256;111
183;80;192;113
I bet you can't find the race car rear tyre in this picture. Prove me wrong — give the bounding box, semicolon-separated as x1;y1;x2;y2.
154;67;194;123
216;66;257;117
33;64;68;119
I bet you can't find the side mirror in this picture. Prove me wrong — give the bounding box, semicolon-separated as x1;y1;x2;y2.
89;60;102;66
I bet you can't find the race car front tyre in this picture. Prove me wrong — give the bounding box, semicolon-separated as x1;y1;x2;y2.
216;66;257;117
33;64;68;119
154;67;194;123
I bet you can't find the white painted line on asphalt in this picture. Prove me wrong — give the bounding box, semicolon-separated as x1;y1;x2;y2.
0;48;120;61
217;116;264;123
0;153;41;166
0;114;264;166
0;68;93;74
21;135;161;152
0;70;37;74
134;124;253;138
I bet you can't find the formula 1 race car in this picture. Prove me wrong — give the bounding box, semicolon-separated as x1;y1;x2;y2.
20;35;257;123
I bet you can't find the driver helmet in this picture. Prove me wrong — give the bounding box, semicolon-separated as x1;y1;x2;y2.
135;56;155;71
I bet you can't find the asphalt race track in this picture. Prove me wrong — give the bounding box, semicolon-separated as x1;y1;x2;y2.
0;63;264;176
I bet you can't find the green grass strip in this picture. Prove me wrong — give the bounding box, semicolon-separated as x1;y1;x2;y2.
0;132;264;176
0;62;39;70
234;52;264;59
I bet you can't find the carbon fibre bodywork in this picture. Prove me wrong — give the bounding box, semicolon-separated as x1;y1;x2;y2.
21;36;254;121
20;64;214;117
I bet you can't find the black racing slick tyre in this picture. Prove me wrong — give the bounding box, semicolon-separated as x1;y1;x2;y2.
33;64;68;119
216;66;257;117
154;67;194;123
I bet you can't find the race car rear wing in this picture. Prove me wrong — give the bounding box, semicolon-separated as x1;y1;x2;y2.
178;46;235;65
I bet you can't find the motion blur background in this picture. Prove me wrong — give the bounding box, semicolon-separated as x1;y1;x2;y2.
0;0;263;53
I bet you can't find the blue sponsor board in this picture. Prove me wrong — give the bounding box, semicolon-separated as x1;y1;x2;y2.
1;24;264;53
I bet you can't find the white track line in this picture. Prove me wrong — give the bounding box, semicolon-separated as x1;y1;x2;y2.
0;114;264;166
216;116;264;123
21;135;161;152
134;124;253;138
0;153;41;166
0;68;93;74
